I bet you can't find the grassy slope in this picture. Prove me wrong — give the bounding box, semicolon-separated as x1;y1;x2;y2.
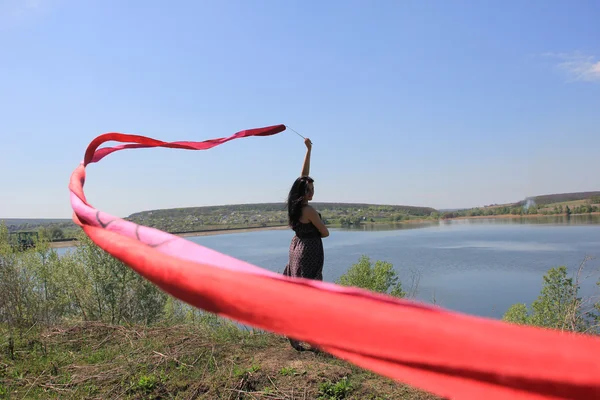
471;192;599;209
472;199;600;214
446;191;600;218
0;322;438;400
525;191;600;206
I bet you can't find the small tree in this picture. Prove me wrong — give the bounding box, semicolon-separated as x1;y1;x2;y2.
503;266;587;332
72;233;168;324
337;255;405;298
51;227;65;240
502;303;529;325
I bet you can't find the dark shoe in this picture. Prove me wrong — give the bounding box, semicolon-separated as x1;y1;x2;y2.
288;338;306;351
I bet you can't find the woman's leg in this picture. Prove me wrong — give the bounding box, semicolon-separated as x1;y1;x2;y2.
285;239;305;350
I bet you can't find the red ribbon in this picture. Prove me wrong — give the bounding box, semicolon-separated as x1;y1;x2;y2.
69;125;600;400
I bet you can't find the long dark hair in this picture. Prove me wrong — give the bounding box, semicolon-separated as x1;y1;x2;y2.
287;176;314;227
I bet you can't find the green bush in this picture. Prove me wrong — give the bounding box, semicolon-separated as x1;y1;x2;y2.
503;264;597;333
0;223;168;328
336;255;405;298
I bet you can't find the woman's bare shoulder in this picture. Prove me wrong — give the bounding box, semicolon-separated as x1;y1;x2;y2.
302;205;317;213
302;205;319;218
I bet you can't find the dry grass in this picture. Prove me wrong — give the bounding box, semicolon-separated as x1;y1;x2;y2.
0;321;438;399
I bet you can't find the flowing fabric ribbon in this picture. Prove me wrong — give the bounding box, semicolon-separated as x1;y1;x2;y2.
68;125;600;400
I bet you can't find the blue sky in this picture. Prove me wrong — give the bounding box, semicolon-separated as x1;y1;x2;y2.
1;0;598;218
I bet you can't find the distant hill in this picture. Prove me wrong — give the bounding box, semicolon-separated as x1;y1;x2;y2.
1;202;438;238
3;191;598;237
128;202;437;219
448;191;600;211
445;191;600;219
126;202;439;233
516;191;600;207
0;218;78;239
1;218;72;225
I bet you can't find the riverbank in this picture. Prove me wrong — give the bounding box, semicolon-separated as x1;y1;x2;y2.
0;321;438;399
447;212;600;221
48;219;436;249
48;213;600;249
49;225;290;248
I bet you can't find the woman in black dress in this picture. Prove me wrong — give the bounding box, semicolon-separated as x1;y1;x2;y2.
283;138;329;351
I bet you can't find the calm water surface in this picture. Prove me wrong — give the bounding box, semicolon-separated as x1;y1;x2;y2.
57;216;600;320
189;216;600;319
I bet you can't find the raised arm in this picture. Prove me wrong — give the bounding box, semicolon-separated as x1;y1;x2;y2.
301;138;312;176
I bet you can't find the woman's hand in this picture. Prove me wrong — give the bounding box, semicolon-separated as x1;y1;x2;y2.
304;138;312;151
301;138;312;176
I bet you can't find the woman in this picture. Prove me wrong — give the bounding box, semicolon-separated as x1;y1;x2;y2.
283;138;329;351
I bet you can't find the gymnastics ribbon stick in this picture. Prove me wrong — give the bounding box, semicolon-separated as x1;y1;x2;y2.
69;125;600;400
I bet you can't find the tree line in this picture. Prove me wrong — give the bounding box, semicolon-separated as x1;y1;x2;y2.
442;202;598;219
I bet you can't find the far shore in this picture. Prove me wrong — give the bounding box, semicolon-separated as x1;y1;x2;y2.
49;225;290;248
48;219;438;249
47;212;600;249
447;211;600;221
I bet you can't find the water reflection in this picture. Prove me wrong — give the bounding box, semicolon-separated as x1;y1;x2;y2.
337;221;439;232
337;215;600;233
445;214;600;226
437;241;572;252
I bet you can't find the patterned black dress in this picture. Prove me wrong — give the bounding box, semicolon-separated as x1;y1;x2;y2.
283;212;324;281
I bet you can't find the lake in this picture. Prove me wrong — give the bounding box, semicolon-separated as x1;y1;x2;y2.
56;215;600;320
